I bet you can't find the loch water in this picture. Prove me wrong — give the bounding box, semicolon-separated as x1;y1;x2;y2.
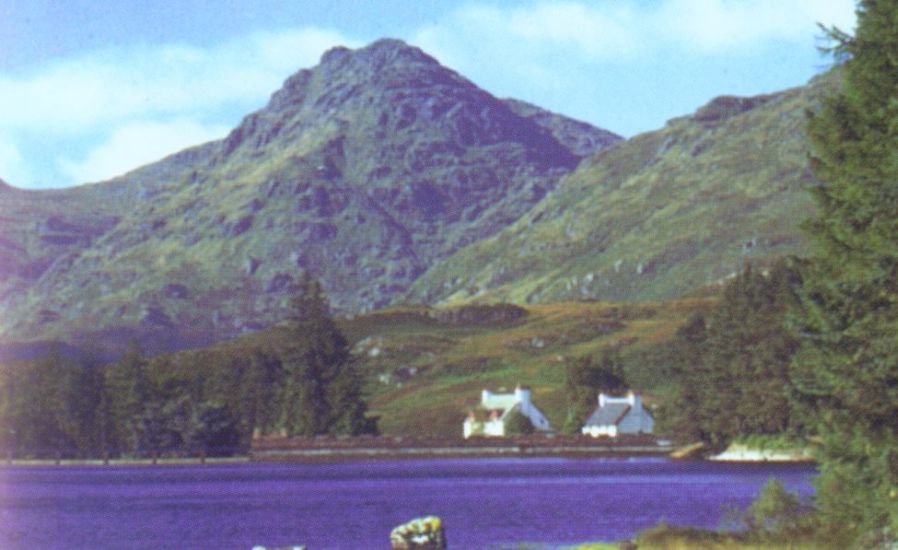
0;457;816;549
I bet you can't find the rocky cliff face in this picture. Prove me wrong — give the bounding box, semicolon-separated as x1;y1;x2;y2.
0;39;617;348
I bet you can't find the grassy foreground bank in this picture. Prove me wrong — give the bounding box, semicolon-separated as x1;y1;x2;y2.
570;527;824;550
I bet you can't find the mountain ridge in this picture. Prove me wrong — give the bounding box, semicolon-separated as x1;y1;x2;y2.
403;72;837;306
0;39;618;349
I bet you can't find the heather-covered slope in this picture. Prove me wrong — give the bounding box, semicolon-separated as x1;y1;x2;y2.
0;39;615;346
404;72;837;306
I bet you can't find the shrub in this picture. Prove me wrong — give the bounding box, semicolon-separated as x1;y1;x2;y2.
745;477;808;537
504;410;535;435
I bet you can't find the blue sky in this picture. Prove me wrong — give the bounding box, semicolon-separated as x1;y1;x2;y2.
1;0;856;189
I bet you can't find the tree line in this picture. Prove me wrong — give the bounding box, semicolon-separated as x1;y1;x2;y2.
658;1;898;543
0;272;375;458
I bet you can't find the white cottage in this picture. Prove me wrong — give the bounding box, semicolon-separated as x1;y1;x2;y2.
581;391;654;437
463;386;552;438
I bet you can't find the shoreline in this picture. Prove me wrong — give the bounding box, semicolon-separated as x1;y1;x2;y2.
0;456;250;467
250;444;676;462
708;446;814;463
250;434;677;462
0;439;816;466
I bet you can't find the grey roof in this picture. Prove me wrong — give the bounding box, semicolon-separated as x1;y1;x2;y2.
583;403;630;427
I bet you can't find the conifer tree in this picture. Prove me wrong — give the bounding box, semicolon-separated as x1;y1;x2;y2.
55;349;104;456
791;0;898;539
239;350;284;439
280;271;372;436
661;262;798;450
104;341;151;454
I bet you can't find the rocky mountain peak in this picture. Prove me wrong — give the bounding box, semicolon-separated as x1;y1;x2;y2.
227;38;581;174
323;38;439;72
267;39;450;112
1;39;620;349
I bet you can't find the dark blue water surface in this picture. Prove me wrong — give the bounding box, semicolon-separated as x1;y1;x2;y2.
0;457;816;549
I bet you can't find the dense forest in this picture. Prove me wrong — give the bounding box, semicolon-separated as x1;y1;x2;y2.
658;261;802;450
0;272;375;458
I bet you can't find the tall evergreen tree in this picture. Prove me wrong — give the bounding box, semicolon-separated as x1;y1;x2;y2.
791;0;898;540
658;314;709;443
280;271;372;436
55;349;105;456
104;341;152;455
661;262;799;450
237;351;279;439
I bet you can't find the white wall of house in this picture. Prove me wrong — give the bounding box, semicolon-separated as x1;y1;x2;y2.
464;385;552;438
463;418;479;439
483;418;505;437
582;424;618;437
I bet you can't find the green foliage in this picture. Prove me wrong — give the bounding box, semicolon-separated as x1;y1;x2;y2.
562;352;627;433
635;521;828;549
0;297;705;453
185;402;240;455
503;409;535;435
104;342;153;454
790;0;898;541
745;478;808;537
280;271;375;436
0;346;108;457
238;350;285;437
660;262;800;450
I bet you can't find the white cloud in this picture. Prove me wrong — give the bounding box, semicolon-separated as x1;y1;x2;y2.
60;119;231;183
0;26;356;188
409;0;856;135
459;3;641;60
0;27;356;134
414;0;856;65
655;0;858;52
0;134;30;187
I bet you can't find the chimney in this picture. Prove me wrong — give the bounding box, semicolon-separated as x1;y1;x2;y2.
598;393;607;407
514;385;531;405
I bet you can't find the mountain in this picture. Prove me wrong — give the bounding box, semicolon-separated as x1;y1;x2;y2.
404;72;838;306
502;98;621;157
0;39;617;348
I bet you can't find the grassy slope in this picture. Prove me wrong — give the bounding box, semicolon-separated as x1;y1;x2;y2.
186;298;713;437
404;72;839;307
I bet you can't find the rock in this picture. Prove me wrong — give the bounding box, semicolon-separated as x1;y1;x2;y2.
162;283;190;299
267;273;294;293
244;257;261;275
389;516;446;549
140;306;174;328
227;214;254;237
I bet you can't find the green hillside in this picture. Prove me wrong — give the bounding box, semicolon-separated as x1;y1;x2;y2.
171;299;713;437
0;39;615;348
405;72;839;306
